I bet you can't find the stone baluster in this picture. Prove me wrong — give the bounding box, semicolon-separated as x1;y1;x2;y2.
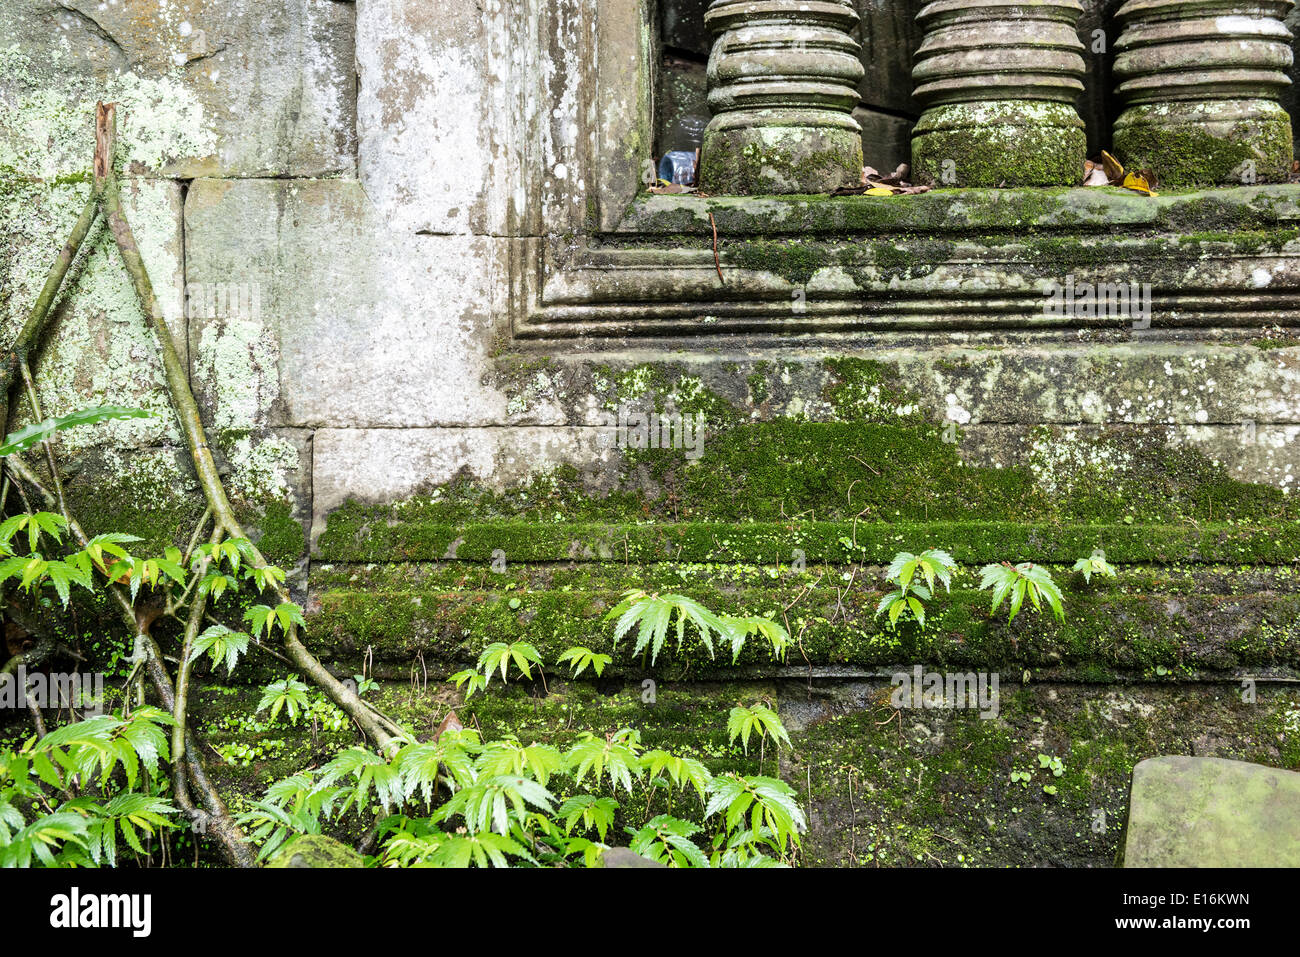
910;1;1088;187
699;0;865;194
1112;0;1296;186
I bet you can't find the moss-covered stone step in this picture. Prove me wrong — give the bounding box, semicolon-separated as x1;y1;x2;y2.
189;679;764;849
786;681;1300;867
185;678;1300;868
311;560;1300;596
315;416;1300;555
314;518;1300;565
306;579;1300;680
616;185;1300;237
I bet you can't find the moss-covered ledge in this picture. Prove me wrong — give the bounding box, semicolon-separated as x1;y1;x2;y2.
614;185;1300;237
308;567;1300;683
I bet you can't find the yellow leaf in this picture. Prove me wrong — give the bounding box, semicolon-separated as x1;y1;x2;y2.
1100;150;1125;183
1122;172;1157;196
864;186;894;196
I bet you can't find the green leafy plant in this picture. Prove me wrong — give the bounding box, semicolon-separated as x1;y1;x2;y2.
1072;549;1118;585
257;677;312;725
556;645;612;678
727;703;791;756
978;562;1065;623
605;589;728;665
720;615;791;663
190;625;251;677
449;669;488;702
477;641;544;685
1038;753;1065;777
875;549;958;630
0;406;155;458
0;708;179;868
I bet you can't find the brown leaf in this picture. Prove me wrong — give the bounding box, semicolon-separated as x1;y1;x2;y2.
1083;165;1110;187
434;710;463;741
1100;150;1125;184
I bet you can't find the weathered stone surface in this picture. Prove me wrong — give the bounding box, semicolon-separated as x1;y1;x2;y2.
700;0;865;194
1113;0;1296;186
1122;756;1300;866
854;106;913;173
0;0;356;178
310;427;612;546
852;0;926;115
183;179;512;432
598;847;666;868
911;1;1087;187
356;0;518;236
266;834;364;868
0;175;186;452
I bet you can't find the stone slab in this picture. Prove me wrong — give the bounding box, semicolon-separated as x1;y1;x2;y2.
0;0;355;178
1122;756;1300;867
1;175;186;452
183;178;513;432
356;0;510;236
310;426;613;546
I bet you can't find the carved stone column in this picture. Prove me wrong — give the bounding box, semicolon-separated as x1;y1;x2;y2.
1113;0;1296;186
699;0;865;195
910;1;1087;187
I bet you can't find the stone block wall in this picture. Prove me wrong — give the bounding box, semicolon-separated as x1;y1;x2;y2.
4;0;1300;866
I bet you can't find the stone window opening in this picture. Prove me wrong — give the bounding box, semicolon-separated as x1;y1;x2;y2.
652;1;1300;192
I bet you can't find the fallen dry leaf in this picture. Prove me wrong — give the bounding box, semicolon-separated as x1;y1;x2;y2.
434;710;463;741
1100;150;1125;184
1083;164;1110;187
1122;171;1158;196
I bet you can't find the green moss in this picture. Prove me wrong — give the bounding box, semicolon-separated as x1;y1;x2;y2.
252;500;306;567
729;239;828;286
911;102;1086;188
1115;111;1294;188
793;683;1300;867
308;564;1300;680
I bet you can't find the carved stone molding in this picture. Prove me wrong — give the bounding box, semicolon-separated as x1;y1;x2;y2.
1113;0;1296;185
494;0;1300;345
910;0;1087;187
699;0;865;194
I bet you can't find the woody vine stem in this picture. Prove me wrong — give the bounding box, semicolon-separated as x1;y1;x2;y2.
1;103;408;866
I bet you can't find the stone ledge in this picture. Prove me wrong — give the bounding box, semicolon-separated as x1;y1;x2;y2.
615;185;1300;236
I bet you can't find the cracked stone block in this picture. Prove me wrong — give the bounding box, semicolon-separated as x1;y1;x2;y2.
1122;756;1300;866
184;178;513;433
0;0;356;178
0;175;186;452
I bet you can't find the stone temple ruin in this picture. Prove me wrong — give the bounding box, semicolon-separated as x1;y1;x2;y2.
2;0;1300;868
